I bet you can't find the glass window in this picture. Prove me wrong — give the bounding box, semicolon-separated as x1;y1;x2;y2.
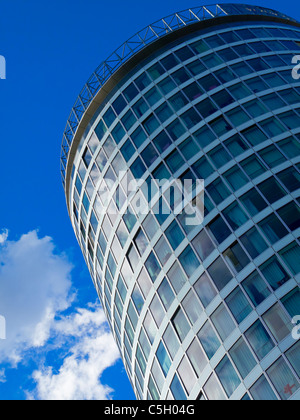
224;166;248;191
121;139;135;162
165;150;185;173
242;125;268;147
132;285;144;315
181;107;201;129
166;220;185;251
241;156;267;180
179;245;200;278
148;62;164;81
279;243;300;276
192;229;215;262
156;342;171;377
259;214;288;245
245;320;275;361
223;242;250;274
194;273;217;308
112;95;127;115
167;261;187;294
182;290;203;324
163;324;180;360
226;287;252;324
145;87;162;107
210;116;232;137
267;357;299;400
103;107;116;128
215;356;241;398
260;117;286;138
278;202;300;231
158;278;175;310
198;74;220;92
154;236;172;266
144;311;157;344
286;342;300;378
186;59;206;76
187;338;207;377
123;83;139;103
137;268;152;298
260;145;286;169
260;255;290;291
145;252;161;283
212;90;235;108
192;156;214;179
122;109;137;131
240;188;268;217
228;82;251;100
143;114;159;135
141;143;159;167
134;229;149;256
230;337;257;379
112;122;126;144
208;145;232;169
281;288;300;319
172;308;190;342
242;271;271;307
131;157;146;178
240;227;268;259
204;374;226;401
160;54;179;71
171;374;187;401
211;304;236;341
198;321;221;360
135;72;151;91
131;126;147;149
250;376;277;401
226;107;249;126
183;82;203;101
178;356;197;395
278;136;300;159
208;257;232;291
263;303;292;342
208;216;231;245
277;167;300;193
195;97;218;119
172;68;190;85
179;137;200;161
158;77;176;95
207;178;231;205
223;202;248;230
155;102;173;123
166;119;186;141
193;125;216;149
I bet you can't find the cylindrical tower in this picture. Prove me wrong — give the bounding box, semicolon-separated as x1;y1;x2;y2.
61;4;300;400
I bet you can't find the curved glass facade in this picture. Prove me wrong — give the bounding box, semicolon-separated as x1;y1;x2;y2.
63;6;300;400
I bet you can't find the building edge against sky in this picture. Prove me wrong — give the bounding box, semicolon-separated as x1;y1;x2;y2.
61;4;300;400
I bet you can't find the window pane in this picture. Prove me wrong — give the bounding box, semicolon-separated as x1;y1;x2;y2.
198;321;221;360
229;337;257;379
192;230;215;261
226;287;252;324
240;227;268;259
211;304;236;341
245;320;275;361
263;303;292;342
187;339;207;377
208;256;233;291
260;256;290;291
267;357;299;400
250;376;277;401
279;243;300;275
172;308;190;342
156;342;171;377
203;374;226;401
194;273;217;308
215;356;241;398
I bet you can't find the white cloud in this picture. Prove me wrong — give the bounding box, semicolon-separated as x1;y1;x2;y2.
31;306;120;401
0;231;73;365
0;229;8;244
0;230;121;400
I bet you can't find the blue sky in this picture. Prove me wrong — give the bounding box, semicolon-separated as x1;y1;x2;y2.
0;0;299;401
